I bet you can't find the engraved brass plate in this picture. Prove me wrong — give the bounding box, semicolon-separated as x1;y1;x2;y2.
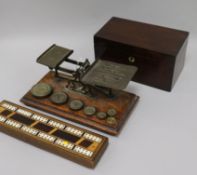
81;60;138;89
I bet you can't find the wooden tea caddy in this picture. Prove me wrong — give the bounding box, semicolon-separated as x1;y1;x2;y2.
94;17;189;91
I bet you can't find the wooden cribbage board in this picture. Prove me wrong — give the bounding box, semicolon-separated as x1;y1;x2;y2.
0;100;108;168
21;71;139;135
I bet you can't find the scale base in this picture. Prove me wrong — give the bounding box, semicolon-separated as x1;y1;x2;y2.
21;71;139;135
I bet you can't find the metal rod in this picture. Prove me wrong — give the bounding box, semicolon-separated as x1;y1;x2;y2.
58;67;75;74
65;58;83;66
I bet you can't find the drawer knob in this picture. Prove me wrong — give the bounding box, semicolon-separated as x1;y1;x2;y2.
128;56;136;63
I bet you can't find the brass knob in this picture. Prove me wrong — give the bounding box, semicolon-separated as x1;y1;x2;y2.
128;56;136;63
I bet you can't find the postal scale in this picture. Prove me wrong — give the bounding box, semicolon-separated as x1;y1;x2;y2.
21;44;139;135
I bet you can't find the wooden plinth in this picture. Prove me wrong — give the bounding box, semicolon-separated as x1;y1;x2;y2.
21;71;139;135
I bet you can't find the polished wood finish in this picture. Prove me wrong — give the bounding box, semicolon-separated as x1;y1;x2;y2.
21;71;139;135
0;100;108;168
94;17;189;91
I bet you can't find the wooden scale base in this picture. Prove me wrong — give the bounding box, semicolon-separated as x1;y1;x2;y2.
21;71;139;135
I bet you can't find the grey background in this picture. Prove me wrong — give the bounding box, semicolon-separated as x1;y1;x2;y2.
0;0;197;174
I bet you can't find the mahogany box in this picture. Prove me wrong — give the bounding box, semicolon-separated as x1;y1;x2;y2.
94;17;189;91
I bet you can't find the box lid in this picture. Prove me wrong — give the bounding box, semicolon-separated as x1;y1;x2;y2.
95;17;189;56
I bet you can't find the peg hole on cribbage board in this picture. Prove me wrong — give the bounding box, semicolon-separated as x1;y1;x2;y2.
0;100;108;168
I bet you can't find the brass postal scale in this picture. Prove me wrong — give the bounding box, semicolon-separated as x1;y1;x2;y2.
21;44;139;135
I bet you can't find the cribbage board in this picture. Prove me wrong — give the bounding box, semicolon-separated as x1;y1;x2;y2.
21;71;139;135
0;100;108;168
